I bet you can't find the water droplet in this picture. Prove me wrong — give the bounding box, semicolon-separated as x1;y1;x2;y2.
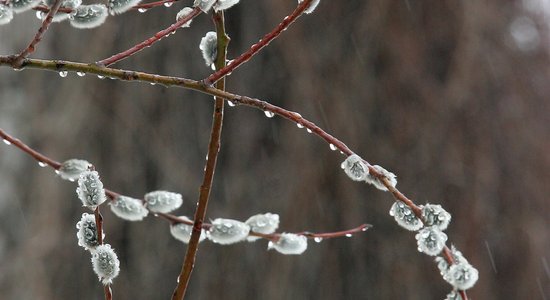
314;237;323;243
329;144;337;151
97;75;105;79
35;11;44;20
361;227;369;231
296;123;304;128
306;128;312;133
150;82;156;85
153;213;159;217
77;71;86;77
38;162;47;167
264;111;274;118
59;71;68;77
345;233;352;238
2;139;11;145
164;1;172;7
138;8;147;13
228;101;236;107
54;170;60;175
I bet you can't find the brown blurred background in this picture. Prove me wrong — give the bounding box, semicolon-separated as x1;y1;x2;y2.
1;0;549;299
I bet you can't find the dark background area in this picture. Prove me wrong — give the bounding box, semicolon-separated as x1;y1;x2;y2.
1;0;549;299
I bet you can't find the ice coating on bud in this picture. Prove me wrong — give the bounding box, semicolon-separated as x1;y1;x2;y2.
108;0;141;15
444;262;479;290
170;216;206;244
298;0;320;14
144;190;183;213
44;0;82;22
109;196;148;221
341;154;369;181
69;4;108;29
10;0;41;13
193;0;216;12
199;31;217;68
58;159;92;181
365;164;397;191
445;290;462;300
176;7;194;27
0;4;14;25
415;226;447;256
421;203;451;231
268;233;308;255
91;244;120;285
76;170;107;209
207;218;250;245
76;213;104;250
389;201;423;231
214;0;240;11
245;213;279;241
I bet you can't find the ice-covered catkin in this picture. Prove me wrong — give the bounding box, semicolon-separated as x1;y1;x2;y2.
389;201;423;231
58;159;91;181
421;203;451;231
193;0;216;12
144;190;183;213
69;4;108;29
207;218;250;245
341;154;369;181
298;0;320;14
214;0;240;11
10;0;41;13
176;7;194;27
76;170;107;209
444;262;479;290
245;213;279;241
109;196;148;221
44;0;82;22
0;4;13;25
108;0;141;15
76;213;104;251
199;31;217;68
268;233;308;255
91;244;120;285
415;226;447;256
365;165;397;191
170;216;206;244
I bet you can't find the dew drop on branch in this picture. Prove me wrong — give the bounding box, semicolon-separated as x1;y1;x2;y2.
296;123;304;128
2;139;11;145
314;237;323;243
264;111;274;118
345;233;352;238
227;100;236;107
35;11;44;20
164;1;172;7
329;143;337;151
306;128;312;133
138;8;147;13
77;71;86;77
59;71;68;77
97;75;105;79
38;161;47;167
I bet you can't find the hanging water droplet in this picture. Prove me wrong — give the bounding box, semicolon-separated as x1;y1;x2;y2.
296;123;304;128
306;128;312;133
138;8;147;13
153;213;159;217
97;75;105;79
38;162;47;167
228;101;236;107
163;1;173;7
314;237;323;243
329;144;337;151
35;11;44;20
361;227;369;231
150;82;156;85
77;71;86;77
59;71;68;77
264;111;275;118
54;170;60;175
345;233;353;238
2;139;11;145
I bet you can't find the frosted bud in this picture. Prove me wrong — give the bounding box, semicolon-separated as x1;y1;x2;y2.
298;0;320;14
58;159;92;181
109;196;148;221
341;154;369;181
91;244;120;285
214;0;240;11
76;170;107;209
245;213;279;241
170;216;206;244
176;7;194;27
268;233;308;255
421;203;451;231
76;213;104;250
108;0;141;15
207;218;250;245
445;290;462;300
193;0;216;12
389;201;423;231
69;4;108;29
0;4;14;25
10;0;41;13
44;0;82;22
415;226;447;256
144;190;183;213
199;31;217;68
365;164;397;191
443;262;479;290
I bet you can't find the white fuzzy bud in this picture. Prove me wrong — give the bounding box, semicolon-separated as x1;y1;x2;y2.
109;196;148;221
298;0;320;14
214;0;239;11
108;0;141;15
365;164;397;191
176;7;194;27
43;0;82;22
415;226;448;256
76;171;107;209
10;0;41;13
144;190;183;213
69;4;108;29
58;159;92;181
76;213;104;250
245;213;279;241
193;0;216;12
389;201;423;231
91;244;120;285
170;216;206;244
341;154;369;181
207;218;250;245
199;31;217;68
268;233;308;255
421;203;451;231
443;262;479;290
0;4;14;25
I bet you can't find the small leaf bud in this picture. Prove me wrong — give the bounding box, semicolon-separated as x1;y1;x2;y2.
170;216;206;244
76;213;104;250
341;154;369;181
268;233;308;255
415;226;448;256
199;31;217;68
207;218;250;245
76;170;107;209
91;244;120;285
109;195;148;221
58;159;92;181
389;201;423;231
69;4;108;29
245;213;279;241
144;190;183;213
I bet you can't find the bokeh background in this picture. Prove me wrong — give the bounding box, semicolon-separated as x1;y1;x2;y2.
1;0;549;299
